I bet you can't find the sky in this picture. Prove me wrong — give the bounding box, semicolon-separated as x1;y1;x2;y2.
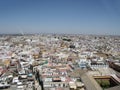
0;0;120;35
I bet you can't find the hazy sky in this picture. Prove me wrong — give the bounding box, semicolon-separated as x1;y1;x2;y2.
0;0;120;35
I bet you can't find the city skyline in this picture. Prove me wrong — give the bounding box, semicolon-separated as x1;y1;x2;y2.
0;0;120;35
